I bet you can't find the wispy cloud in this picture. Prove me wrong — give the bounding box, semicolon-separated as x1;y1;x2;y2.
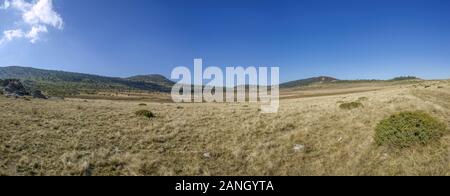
0;0;10;9
0;0;63;45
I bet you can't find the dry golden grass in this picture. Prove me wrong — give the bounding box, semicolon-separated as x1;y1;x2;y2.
0;80;449;176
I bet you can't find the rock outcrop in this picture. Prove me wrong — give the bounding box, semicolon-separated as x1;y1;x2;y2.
31;90;48;99
1;79;47;99
1;79;30;97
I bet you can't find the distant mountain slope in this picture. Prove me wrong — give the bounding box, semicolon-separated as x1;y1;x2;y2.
1;66;424;97
127;74;175;88
390;76;422;81
280;76;339;88
0;66;173;96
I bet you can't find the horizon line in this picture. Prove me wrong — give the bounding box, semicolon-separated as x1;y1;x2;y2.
1;65;449;82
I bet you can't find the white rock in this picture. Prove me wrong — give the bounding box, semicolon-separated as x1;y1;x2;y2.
293;144;305;152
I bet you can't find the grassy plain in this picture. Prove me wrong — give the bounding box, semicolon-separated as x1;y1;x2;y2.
0;80;449;176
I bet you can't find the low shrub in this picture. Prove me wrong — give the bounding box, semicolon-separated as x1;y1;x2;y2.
374;111;447;148
135;110;155;118
339;102;363;110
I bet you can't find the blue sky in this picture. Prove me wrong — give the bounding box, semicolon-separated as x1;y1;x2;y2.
0;0;450;82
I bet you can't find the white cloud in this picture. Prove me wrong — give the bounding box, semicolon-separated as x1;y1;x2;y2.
26;25;48;43
0;0;63;44
0;0;10;9
23;0;63;29
0;29;24;44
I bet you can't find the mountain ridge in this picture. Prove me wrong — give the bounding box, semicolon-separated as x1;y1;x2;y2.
0;66;424;96
0;66;174;96
127;74;175;87
280;76;339;88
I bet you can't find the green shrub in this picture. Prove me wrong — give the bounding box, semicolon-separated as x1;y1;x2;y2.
339;102;363;110
135;110;155;118
138;103;147;106
375;111;447;148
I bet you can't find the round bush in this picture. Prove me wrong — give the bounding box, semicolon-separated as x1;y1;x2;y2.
374;111;447;148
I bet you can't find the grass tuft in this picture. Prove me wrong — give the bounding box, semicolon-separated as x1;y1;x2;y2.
358;97;369;102
339;102;363;110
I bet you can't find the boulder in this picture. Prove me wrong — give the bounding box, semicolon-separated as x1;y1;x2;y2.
2;79;30;96
1;79;49;99
32;90;48;99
